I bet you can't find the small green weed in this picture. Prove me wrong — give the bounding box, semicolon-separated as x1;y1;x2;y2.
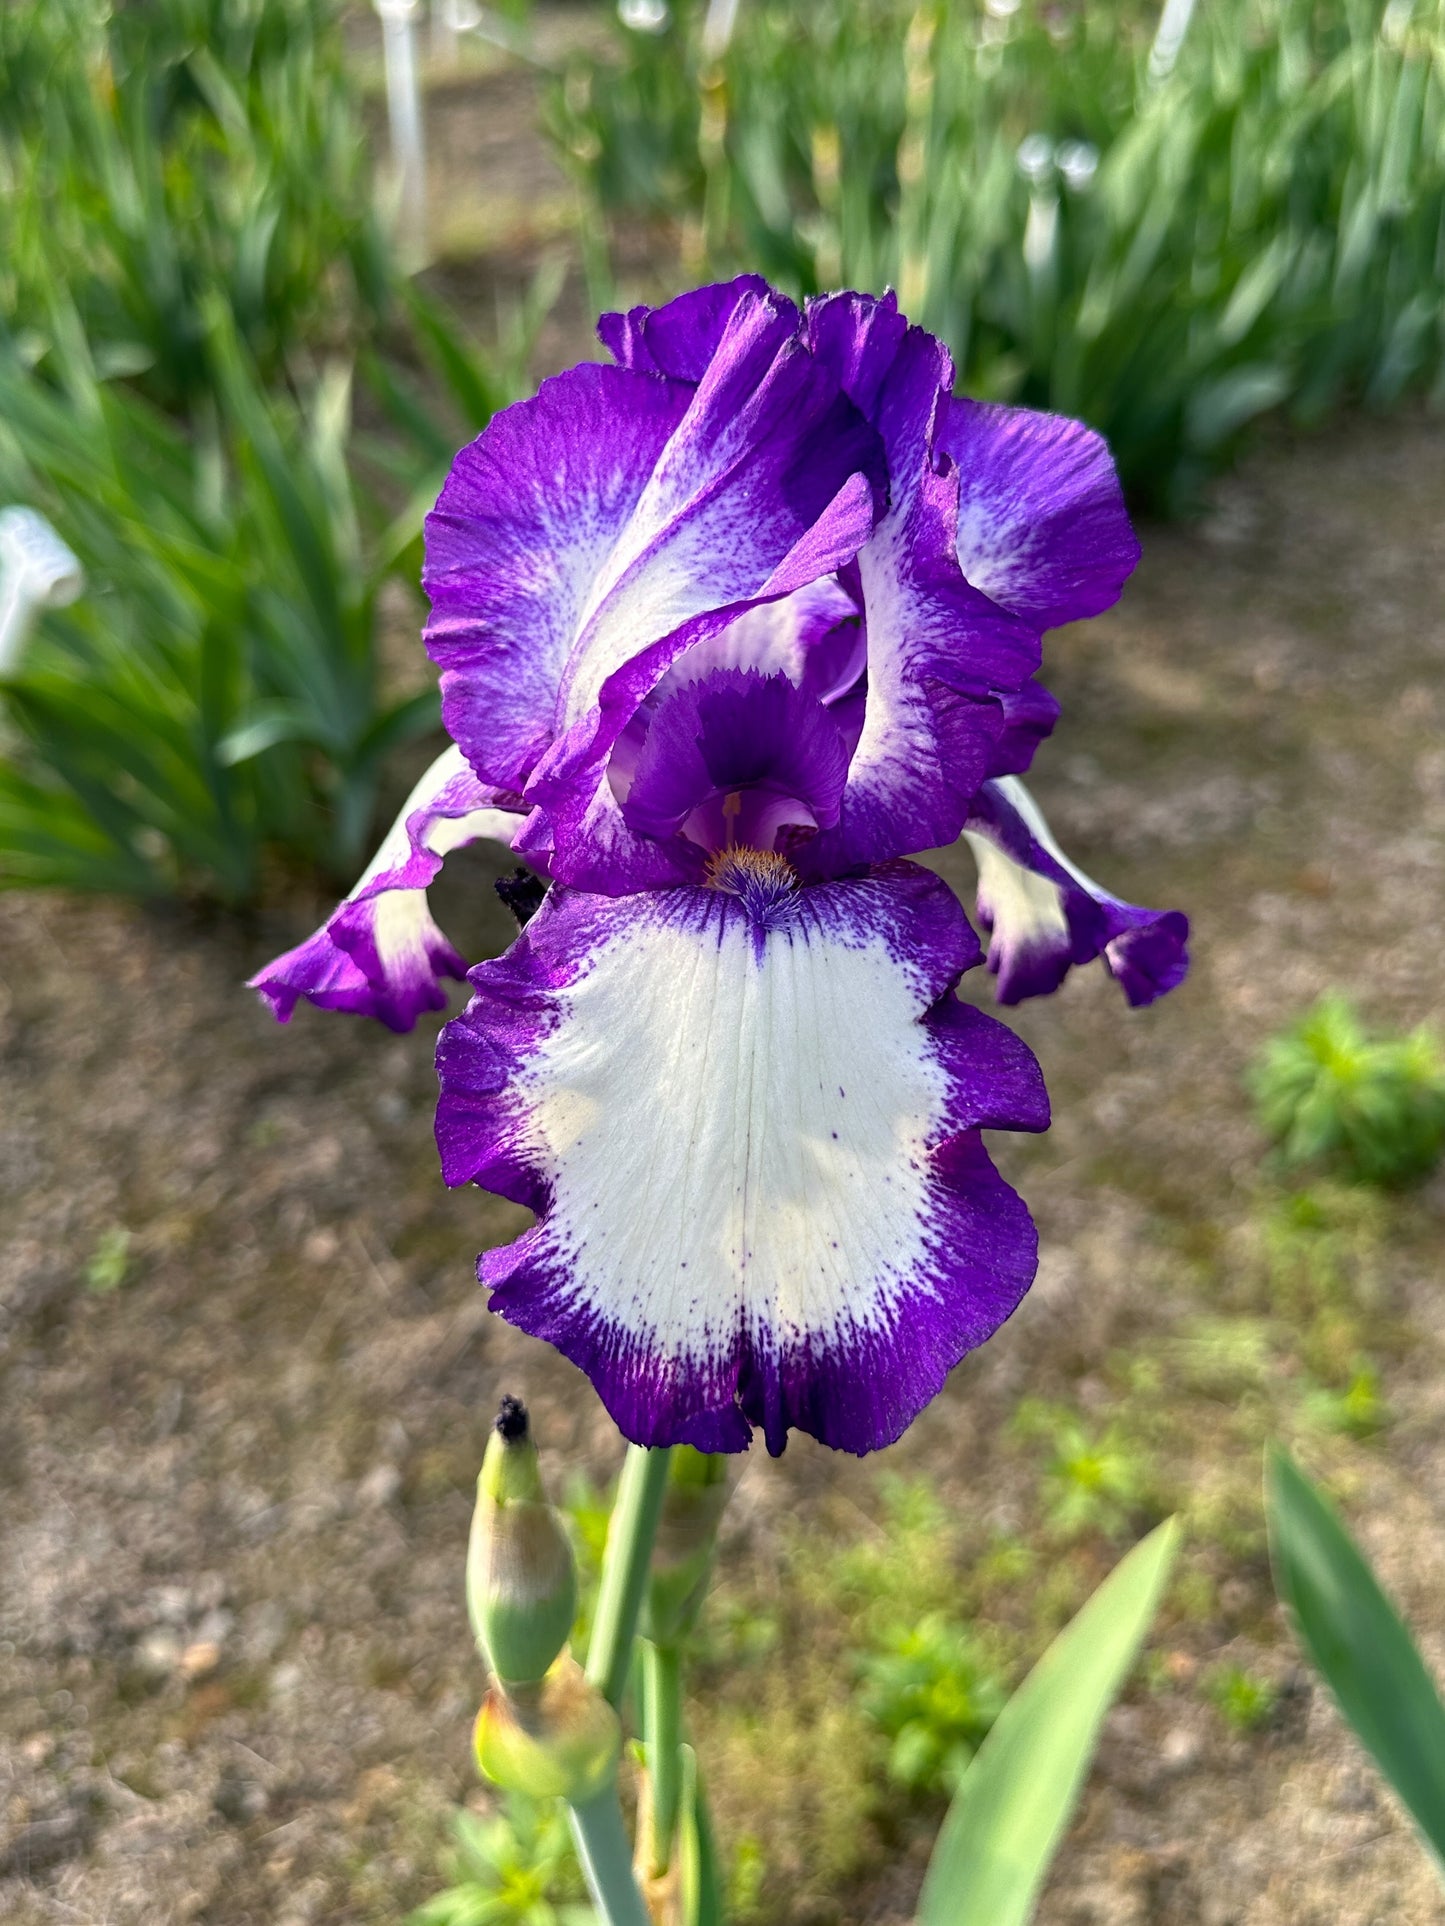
1251;995;1445;1188
409;1797;594;1926
799;1474;958;1624
727;1835;766;1921
1206;1663;1278;1733
84;1226;132;1295
856;1612;1008;1796
1302;1362;1390;1440
1013;1400;1154;1542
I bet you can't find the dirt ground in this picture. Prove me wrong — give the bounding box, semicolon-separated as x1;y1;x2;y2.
6;34;1445;1926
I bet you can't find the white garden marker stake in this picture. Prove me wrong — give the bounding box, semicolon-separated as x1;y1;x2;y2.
1148;0;1198;83
431;0;482;71
700;0;741;58
0;508;84;675
375;0;429;269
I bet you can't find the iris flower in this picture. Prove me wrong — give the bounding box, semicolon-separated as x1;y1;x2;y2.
252;280;1188;1456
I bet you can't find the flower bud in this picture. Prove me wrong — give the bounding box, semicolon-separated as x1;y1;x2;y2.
641;1447;729;1646
473;1654;622;1802
467;1396;577;1686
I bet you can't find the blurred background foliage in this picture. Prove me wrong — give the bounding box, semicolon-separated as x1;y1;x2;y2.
0;0;532;902
549;0;1445;511
0;0;389;411
3;0;1445;904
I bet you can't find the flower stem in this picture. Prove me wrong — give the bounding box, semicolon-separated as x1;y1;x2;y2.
586;1443;672;1710
642;1639;684;1877
568;1789;652;1926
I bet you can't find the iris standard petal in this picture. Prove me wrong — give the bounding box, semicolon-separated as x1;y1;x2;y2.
597;274;781;381
799;297;1042;874
249;746;525;1033
424;362;692;794
434;859;1048;1456
425;287;881;808
940;398;1140;631
962;776;1190;1007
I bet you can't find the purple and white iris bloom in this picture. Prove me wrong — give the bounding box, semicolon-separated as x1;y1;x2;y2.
250;278;1187;1457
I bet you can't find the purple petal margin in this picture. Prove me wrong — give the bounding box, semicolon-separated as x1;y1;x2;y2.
940;398;1140;631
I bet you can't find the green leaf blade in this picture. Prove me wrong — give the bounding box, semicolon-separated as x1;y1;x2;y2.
916;1517;1179;1926
1267;1447;1445;1870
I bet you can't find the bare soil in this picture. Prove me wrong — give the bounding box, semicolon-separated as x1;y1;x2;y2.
5;37;1445;1926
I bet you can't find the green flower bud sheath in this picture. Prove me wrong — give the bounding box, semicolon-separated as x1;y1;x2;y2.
474;1656;622;1803
468;1397;577;1686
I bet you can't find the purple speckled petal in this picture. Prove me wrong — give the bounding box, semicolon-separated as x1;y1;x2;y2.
798;298;1041;874
804;287;910;418
423;363;691;793
249;746;525;1033
963;776;1189;1007
940;399;1140;631
598;276;782;381
435;859;1047;1456
425;287;883;806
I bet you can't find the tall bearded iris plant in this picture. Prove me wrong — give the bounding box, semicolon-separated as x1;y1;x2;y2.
252;279;1188;1917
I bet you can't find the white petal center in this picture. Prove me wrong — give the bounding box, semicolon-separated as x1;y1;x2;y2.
519;899;953;1361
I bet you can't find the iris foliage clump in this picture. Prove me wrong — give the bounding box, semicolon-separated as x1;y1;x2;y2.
0;0;535;902
1251;994;1445;1186
549;0;1445;511
0;0;387;409
0;314;424;897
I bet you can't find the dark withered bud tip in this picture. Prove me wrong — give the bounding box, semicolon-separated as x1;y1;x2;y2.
495;1395;529;1442
495;868;548;929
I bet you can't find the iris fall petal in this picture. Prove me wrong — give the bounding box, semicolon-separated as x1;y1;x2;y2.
435;860;1048;1455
